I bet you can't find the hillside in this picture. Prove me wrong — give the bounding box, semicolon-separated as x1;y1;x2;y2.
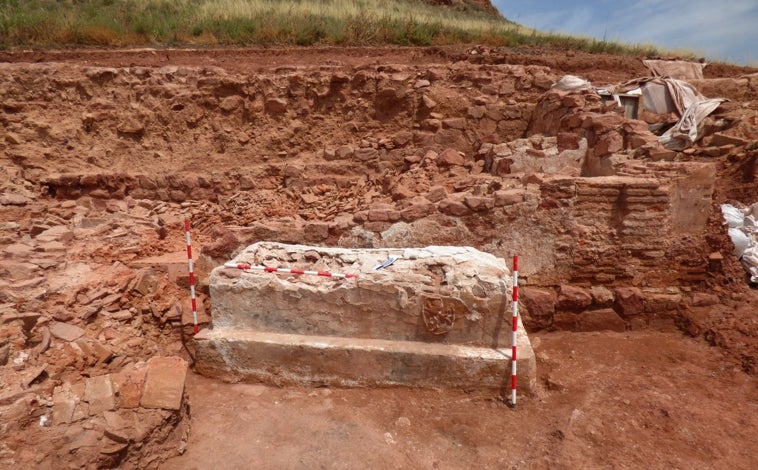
0;0;659;57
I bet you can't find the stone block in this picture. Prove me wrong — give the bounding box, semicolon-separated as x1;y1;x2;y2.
424;186;447;203
195;327;535;392
304;221;330;241
438;199;471;217
557;132;581;151
589;286;614;307
710;132;747;147
594;132;624;157
367;207;401;222
442;118;466;130
437;148;465;167
74;339;113;364
211;243;511;345
198;243;535;390
401;201;437;221
553;309;626;332
140;356;188;411
464;196;495;212
520;287;556;330
53;383;81;424
35;225;74;243
354;148;379;162
644;293;683;312
494;189;524;206
690;292;719;307
264;98;287;114
613;287;644;317
132;269;160;296
556;285;592;311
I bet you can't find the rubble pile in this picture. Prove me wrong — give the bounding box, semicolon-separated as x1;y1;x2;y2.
0;181;199;467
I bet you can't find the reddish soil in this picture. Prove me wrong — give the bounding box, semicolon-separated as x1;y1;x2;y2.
164;330;758;469
0;46;756;469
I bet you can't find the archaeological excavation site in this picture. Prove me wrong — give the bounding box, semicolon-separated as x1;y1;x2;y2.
1;45;757;468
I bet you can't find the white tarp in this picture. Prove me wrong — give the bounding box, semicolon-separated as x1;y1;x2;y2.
722;203;758;284
643;59;706;80
659;98;727;151
615;77;706;115
550;74;726;151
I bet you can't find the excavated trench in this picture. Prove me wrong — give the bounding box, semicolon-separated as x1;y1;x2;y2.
21;58;740;327
1;47;757;467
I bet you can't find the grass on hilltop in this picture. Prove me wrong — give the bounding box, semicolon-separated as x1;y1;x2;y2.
0;0;662;57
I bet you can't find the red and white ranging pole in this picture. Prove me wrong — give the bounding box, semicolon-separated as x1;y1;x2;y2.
184;220;199;335
511;255;519;407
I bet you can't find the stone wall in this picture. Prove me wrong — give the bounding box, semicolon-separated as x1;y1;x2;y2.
2;62;735;333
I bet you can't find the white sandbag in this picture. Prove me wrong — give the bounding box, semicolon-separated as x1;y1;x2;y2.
728;227;753;257
749;202;758;219
552;75;591;91
744;215;758;232
741;247;758;283
721;204;745;228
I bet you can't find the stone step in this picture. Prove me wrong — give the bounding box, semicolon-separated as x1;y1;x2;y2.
193;326;535;392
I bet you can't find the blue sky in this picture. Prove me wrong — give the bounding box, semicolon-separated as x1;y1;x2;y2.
492;0;757;65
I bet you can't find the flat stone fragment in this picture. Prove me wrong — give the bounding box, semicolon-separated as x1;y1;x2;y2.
49;321;86;342
111;362;147;409
53;382;82;424
84;374;116;415
140;356;188;410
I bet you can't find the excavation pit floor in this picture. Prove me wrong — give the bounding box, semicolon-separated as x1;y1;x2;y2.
165;330;758;470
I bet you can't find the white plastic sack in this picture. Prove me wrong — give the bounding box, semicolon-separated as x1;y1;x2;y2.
741;247;758;283
728;228;753;257
744;215;758;232
552;75;591;91
721;204;745;228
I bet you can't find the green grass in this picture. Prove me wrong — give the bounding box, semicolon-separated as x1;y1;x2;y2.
0;0;664;57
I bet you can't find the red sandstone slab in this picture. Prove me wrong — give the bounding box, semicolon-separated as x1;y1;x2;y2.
84;374;115;415
140;357;188;411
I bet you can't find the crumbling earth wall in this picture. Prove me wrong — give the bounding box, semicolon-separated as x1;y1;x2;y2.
4;60;752;333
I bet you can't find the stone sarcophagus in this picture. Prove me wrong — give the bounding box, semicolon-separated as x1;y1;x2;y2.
193;242;535;391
